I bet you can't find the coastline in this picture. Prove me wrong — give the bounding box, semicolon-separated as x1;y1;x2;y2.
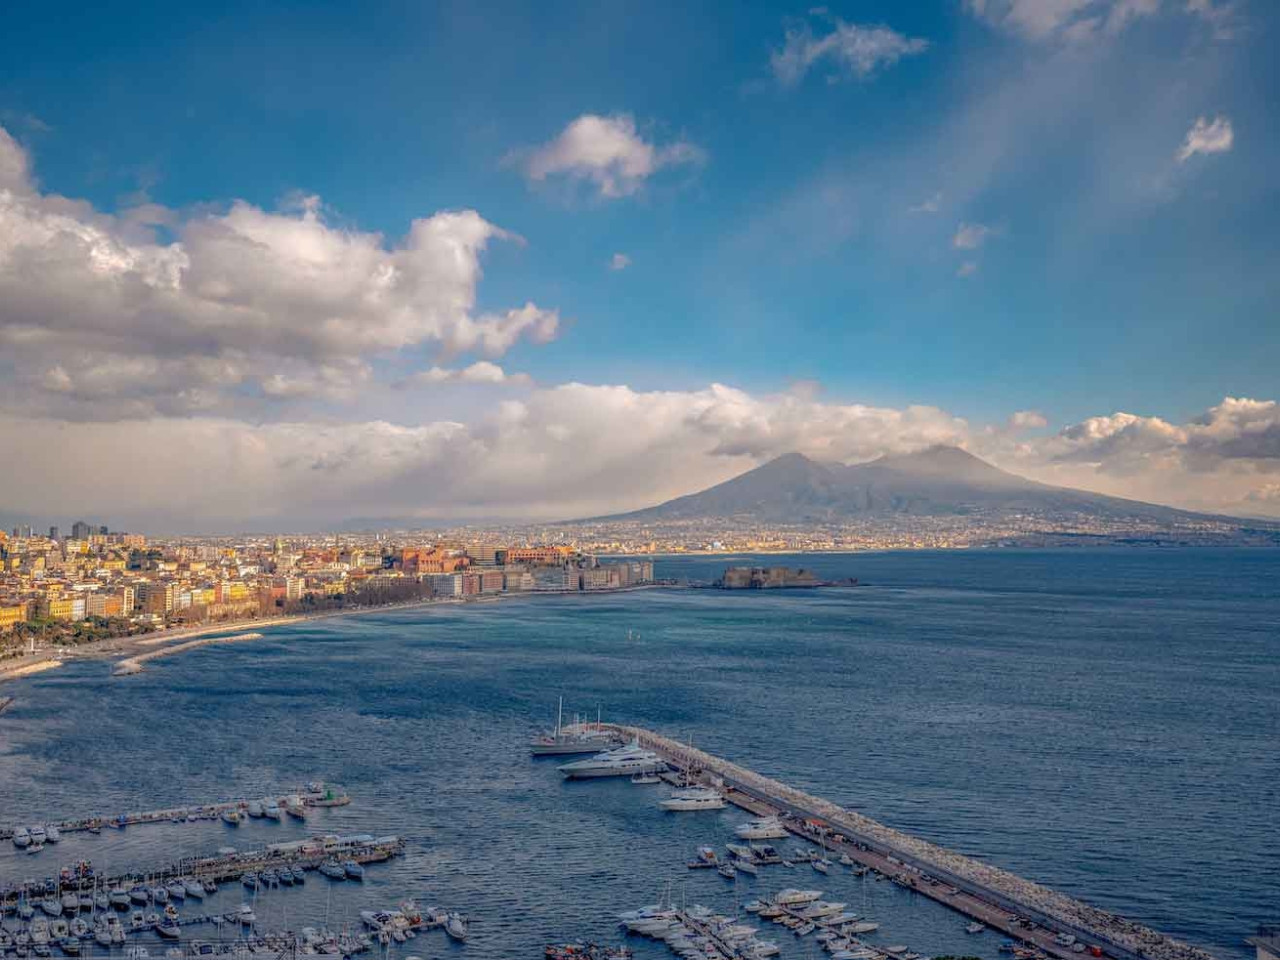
0;581;678;685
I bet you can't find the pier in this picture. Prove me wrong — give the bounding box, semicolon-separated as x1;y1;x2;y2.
0;782;350;842
0;834;403;905
599;724;1217;960
112;633;264;675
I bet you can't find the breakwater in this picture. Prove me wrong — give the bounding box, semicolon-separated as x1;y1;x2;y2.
112;632;264;675
600;724;1217;960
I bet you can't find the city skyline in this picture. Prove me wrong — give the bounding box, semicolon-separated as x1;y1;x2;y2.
3;1;1280;530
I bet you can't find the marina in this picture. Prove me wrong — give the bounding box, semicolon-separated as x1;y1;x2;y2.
591;725;1216;960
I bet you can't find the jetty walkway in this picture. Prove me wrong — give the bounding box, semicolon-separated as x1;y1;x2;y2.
112;632;264;675
601;724;1217;960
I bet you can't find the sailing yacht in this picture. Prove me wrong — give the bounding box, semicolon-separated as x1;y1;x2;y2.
530;699;620;755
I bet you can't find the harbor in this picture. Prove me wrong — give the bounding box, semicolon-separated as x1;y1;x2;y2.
581;725;1217;960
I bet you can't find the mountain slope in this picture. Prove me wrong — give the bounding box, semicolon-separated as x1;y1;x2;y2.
589;445;1227;525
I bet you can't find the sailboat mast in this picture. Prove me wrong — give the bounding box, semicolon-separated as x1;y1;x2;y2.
556;696;563;737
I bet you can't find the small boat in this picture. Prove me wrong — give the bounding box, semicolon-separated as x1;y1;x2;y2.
848;922;880;934
630;772;661;784
94;924;112;948
150;887;168;904
342;861;365;880
60;894;79;914
839;853;854;867
58;938;80;956
318;861;346;880
129;912;147;932
78;894;94;912
278;868;295;886
30;826;47;845
735;817;788;840
241;873;260;890
40;898;63;917
284;798;307;820
70;919;89;939
262;802;283;821
246;801;264;819
233;904;255;926
155;920;180;940
18;899;37;920
183;878;205;899
12;827;31;848
147;913;161;928
659;787;726;812
734;858;759;875
288;866;306;884
260;869;279;887
110;888;131;910
220;809;241;826
165;881;185;901
163;905;178;921
129;887;149;906
93;892;109;912
813;859;830;874
966;922;986;935
444;914;468;942
718;863;737;880
201;879;218;895
45;826;62;843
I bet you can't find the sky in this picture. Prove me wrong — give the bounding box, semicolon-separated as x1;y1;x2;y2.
1;0;1279;532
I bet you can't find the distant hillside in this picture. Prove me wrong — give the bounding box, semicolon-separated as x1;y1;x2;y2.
586;446;1245;528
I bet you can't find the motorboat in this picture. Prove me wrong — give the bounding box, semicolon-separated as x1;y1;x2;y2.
734;858;760;875
129;886;149;906
155;920;180;940
30;826;48;845
150;886;168;904
967;922;986;935
342;861;365;880
45;826;61;843
735;817;788;840
93;892;110;911
183;878;205;899
318;861;346;880
201;879;218;895
241;873;259;890
60;894;79;914
799;901;845;919
630;772;661;784
262;802;283;821
288;866;305;884
232;904;255;926
718;863;737;880
78;893;94;911
129;912;146;931
772;889;823;906
444;914;468;942
40;898;63;917
110;888;131;910
12;826;32;848
220;809;242;826
94;923;112;948
660;787;726;812
18;898;36;919
557;742;667;779
246;801;264;819
283;797;307;820
165;881;186;901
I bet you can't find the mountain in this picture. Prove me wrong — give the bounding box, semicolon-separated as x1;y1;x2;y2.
587;445;1253;529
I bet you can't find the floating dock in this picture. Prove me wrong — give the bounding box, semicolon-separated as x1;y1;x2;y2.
0;834;403;904
596;724;1217;960
0;782;350;842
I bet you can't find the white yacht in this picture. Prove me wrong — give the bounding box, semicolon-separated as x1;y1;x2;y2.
557;741;667;779
772;889;823;906
12;826;31;848
246;801;264;818
44;825;61;843
735;816;788;840
659;787;726;812
262;801;283;821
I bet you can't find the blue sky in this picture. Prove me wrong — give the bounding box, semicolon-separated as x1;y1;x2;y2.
2;0;1278;528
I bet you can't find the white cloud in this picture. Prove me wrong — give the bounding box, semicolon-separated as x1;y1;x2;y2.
407;361;533;387
609;252;632;271
518;114;704;199
0;125;561;418
965;0;1227;41
772;17;929;86
956;261;979;277
909;192;942;214
952;222;993;249
1176;115;1234;162
1009;410;1049;429
3;388;1279;528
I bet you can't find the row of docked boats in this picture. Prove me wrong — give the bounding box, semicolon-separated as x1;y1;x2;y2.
10;826;61;851
619;900;781;960
240;866;306;890
358;901;467;944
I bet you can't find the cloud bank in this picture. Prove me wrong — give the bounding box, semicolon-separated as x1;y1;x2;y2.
771;16;929;86
0;127;558;419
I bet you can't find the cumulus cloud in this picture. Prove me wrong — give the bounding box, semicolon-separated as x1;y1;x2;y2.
956;261;979;278
771;17;929;86
0;125;559;418
3;388;1280;528
518;114;704;199
1176;115;1234;162
609;252;632;271
952;222;993;249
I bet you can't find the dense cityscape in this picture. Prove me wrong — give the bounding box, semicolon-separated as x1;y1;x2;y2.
0;521;653;652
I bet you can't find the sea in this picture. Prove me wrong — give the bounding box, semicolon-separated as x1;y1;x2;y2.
0;549;1277;960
